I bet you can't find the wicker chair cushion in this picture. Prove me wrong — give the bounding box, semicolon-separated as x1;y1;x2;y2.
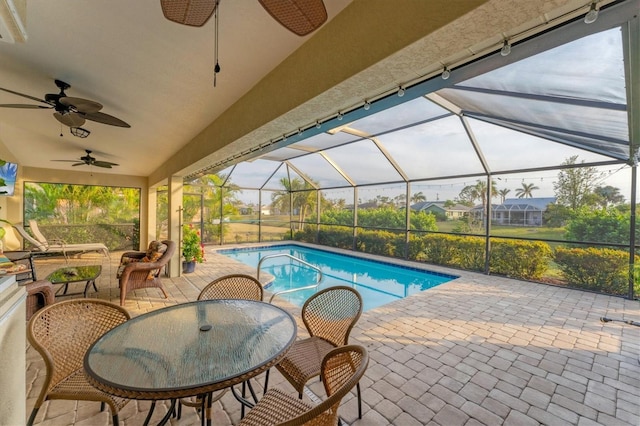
276;337;335;394
117;241;167;279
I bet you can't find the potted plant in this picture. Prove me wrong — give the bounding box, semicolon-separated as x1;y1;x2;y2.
182;224;204;273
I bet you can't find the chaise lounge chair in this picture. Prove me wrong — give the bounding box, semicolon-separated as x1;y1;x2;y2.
12;222;109;260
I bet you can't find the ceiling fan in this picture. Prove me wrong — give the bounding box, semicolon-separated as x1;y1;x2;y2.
0;79;130;128
53;150;119;169
160;0;327;35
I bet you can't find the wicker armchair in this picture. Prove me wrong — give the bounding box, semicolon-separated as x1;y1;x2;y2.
268;286;364;418
27;299;131;426
239;345;369;426
118;240;175;305
178;274;264;423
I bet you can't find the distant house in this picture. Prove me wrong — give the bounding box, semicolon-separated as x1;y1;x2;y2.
470;197;556;226
237;204;254;215
410;201;470;220
260;206;271;215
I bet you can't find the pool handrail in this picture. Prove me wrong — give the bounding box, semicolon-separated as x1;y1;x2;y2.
256;253;323;303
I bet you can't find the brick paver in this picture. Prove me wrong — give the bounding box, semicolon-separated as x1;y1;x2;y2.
24;245;640;425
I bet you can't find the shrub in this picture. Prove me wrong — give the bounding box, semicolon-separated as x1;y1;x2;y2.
182;224;204;263
356;229;404;257
565;208;639;244
554;247;638;295
490;239;551;280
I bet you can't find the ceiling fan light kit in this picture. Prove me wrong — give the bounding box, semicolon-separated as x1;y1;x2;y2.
70;127;90;138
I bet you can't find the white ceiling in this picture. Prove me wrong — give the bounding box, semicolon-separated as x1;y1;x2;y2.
0;0;352;176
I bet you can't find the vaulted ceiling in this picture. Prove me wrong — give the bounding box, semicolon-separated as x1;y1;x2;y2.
0;0;629;186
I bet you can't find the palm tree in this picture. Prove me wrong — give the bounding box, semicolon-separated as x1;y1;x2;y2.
515;182;539;198
411;191;426;204
271;177;317;230
498;188;511;204
458;179;498;225
593;185;625;208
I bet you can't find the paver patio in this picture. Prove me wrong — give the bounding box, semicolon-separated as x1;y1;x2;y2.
25;245;639;425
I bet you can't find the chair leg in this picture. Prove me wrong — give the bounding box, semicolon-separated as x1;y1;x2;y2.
27;407;39;426
241;381;247;418
112;413;119;426
101;401;106;412
357;381;362;419
263;369;270;394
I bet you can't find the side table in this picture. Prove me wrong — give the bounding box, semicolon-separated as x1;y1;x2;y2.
4;250;36;283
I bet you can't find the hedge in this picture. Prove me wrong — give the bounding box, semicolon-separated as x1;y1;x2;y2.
554;247;639;296
296;227;552;280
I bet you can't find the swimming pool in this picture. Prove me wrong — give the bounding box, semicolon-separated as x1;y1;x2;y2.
217;244;458;311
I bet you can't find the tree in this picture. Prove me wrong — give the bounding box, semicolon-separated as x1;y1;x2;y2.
566;208;639;244
553;155;602;209
393;193;407;208
271;177;319;230
182;174;241;243
593;186;625;208
515;182;539;198
411;191;426;204
498;188;511;203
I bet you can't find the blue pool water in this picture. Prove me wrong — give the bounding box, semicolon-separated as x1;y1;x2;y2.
217;244;458;311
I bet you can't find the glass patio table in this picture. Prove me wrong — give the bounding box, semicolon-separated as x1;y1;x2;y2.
84;299;297;424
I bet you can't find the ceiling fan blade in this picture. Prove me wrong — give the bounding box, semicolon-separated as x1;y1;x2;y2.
71;162;86;167
0;104;52;109
60;97;103;114
83;111;130;128
0;87;50;105
93;161;118;168
160;0;217;27
51;160;81;163
54;111;86;127
258;0;327;36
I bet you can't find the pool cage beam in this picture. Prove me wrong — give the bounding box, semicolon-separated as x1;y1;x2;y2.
623;14;639;300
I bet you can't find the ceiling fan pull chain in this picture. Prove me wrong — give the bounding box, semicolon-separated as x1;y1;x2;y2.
213;0;220;87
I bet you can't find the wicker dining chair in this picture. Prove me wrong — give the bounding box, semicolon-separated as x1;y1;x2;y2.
268;285;364;418
239;344;369;426
178;274;264;424
197;273;264;301
27;299;131;426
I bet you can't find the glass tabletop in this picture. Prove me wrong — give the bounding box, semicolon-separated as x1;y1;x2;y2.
46;265;102;284
84;299;297;399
